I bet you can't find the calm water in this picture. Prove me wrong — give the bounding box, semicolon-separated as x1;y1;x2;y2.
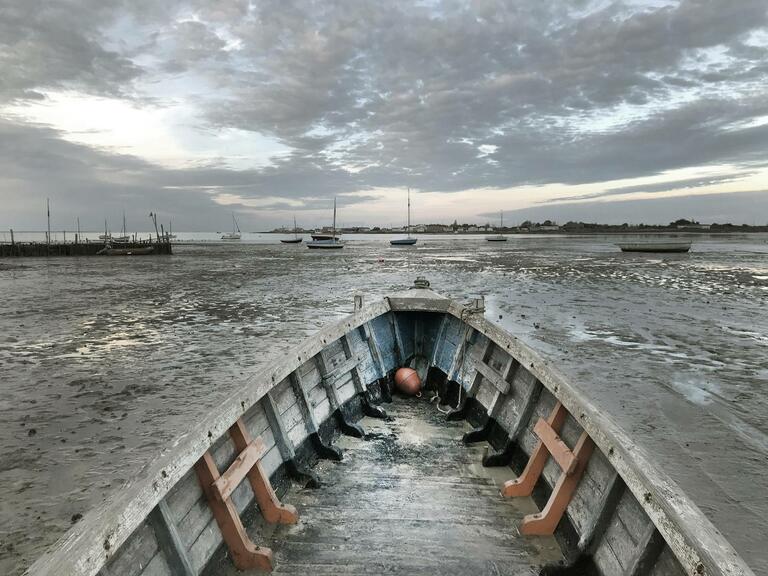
1;234;767;574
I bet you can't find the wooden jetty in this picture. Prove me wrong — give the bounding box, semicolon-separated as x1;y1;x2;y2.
24;279;755;576
0;235;172;258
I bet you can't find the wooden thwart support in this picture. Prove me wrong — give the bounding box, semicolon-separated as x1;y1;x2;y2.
502;401;594;535
195;419;298;572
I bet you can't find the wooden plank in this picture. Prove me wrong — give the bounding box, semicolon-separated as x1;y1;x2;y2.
212;438;267;503
520;431;595;535
289;371;319;433
503;401;568;497
102;522;158;576
263;393;296;461
228;420;298;526
388;312;405;364
147;500;195;576
533;418;577;475
474;359;511;394
141;552;173;576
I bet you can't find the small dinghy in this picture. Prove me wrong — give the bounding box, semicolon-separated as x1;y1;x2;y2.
308;198;344;249
617;240;691;253
27;279;753;576
281;217;303;244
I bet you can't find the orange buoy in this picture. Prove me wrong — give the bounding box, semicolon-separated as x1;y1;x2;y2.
394;367;421;396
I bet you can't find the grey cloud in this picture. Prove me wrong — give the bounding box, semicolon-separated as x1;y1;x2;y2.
1;0;768;227
538;172;759;203
490;190;768;226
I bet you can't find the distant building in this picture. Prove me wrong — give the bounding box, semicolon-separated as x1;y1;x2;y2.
676;224;710;230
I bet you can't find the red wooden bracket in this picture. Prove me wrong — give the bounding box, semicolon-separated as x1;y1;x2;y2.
501;401;594;536
502;402;567;498
195;418;299;572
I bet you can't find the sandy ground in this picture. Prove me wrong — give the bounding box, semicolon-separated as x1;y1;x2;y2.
1;234;766;575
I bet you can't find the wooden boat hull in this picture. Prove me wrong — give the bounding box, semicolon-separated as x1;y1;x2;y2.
26;281;753;576
485;235;507;242
390;238;417;245
310;234;340;241
617;241;691;253
307;240;344;249
280;238;303;244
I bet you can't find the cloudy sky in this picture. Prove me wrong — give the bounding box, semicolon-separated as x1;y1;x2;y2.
1;0;767;231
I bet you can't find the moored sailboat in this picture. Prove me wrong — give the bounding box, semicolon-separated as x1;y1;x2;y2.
307;198;344;249
221;213;242;241
281;216;303;244
390;188;417;246
486;210;507;242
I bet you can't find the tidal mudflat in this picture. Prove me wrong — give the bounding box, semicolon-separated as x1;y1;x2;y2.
1;234;766;575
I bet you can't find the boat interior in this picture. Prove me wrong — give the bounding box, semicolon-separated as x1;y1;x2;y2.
27;281;751;576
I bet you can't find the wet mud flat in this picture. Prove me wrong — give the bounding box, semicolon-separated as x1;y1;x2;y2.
1;234;767;574
214;397;561;575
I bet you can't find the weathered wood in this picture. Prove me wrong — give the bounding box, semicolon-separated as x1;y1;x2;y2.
262;393;320;488
342;334;388;419
483;377;542;467
316;350;365;438
194;452;273;571
533;418;577;475
388;311;405;365
27;287;753;576
148;500;195;576
228;420;298;526
519;430;595;535
474;358;511;394
362;322;387;379
213;439;266;502
503;402;568;497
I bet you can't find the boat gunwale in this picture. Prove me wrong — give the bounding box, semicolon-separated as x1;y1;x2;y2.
25;287;753;576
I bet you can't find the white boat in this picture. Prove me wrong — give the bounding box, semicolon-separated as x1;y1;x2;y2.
112;212;130;244
391;188;417;246
617;240;692;253
221;213;242;241
486;210;507;242
308;198;344;249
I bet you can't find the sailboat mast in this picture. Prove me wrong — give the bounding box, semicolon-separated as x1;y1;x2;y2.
122;211;126;236
407;188;411;238
46;198;51;245
332;197;337;239
294;216;298;239
500;210;503;230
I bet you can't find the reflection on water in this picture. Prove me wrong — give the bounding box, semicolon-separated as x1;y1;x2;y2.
1;233;767;574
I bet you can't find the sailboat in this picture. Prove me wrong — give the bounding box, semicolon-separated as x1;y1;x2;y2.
113;212;130;243
281;216;303;244
390;188;418;246
168;220;177;240
486;210;508;242
221;213;242;241
307;198;344;249
99;219;111;241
